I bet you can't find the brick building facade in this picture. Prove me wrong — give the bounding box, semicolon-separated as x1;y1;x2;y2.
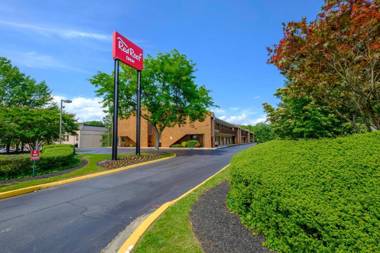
118;113;254;148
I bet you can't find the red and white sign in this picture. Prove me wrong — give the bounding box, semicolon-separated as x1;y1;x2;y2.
112;31;144;71
30;150;40;161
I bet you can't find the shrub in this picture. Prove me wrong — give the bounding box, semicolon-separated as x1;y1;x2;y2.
0;144;78;179
177;140;200;148
227;132;380;252
186;140;200;148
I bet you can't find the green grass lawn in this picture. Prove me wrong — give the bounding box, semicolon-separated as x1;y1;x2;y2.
0;153;29;159
133;166;231;253
0;153;171;193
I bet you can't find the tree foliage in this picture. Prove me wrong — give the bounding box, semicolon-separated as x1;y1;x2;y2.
83;120;105;127
0;57;78;152
0;107;78;150
242;123;276;143
264;88;362;139
91;49;214;149
0;57;52;107
266;0;380;138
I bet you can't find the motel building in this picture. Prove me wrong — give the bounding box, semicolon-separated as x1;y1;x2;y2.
118;113;254;148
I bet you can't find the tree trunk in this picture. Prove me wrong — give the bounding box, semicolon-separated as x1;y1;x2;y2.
351;114;357;132
365;122;372;132
6;142;10;154
153;126;161;151
15;142;20;153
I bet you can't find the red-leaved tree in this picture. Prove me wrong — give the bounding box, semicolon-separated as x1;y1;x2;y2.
267;0;380;132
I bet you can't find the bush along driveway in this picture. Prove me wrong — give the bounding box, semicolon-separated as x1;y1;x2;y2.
0;144;79;180
228;132;380;252
0;151;174;195
133;132;379;253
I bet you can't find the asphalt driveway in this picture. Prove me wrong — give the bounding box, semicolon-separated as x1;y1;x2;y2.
0;144;253;253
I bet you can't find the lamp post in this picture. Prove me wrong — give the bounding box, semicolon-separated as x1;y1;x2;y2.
60;99;72;144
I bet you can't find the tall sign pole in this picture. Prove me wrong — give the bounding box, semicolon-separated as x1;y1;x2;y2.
112;59;120;160
136;70;142;155
112;32;144;160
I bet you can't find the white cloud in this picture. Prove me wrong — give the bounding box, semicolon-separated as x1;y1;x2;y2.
53;95;105;122
0;20;110;41
248;115;267;125
213;107;266;126
213;107;225;114
3;51;89;73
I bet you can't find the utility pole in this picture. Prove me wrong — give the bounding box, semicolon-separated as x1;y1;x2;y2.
60;99;72;144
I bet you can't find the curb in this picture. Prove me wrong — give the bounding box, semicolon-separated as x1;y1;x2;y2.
0;154;176;200
117;163;231;253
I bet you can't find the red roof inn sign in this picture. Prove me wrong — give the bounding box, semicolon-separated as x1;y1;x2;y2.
112;32;144;71
111;31;143;160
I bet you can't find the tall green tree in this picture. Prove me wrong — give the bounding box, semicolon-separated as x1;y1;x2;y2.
101;114;112;147
0;107;78;150
263;88;355;139
91;49;214;150
0;57;78;152
266;0;380;137
0;57;52;107
242;123;276;143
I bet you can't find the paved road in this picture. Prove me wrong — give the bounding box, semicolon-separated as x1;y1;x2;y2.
0;144;253;253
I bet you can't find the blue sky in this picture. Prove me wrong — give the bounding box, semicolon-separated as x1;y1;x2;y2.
0;0;323;123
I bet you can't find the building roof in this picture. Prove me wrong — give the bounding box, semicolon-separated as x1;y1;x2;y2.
214;117;239;128
79;124;107;132
214;117;254;134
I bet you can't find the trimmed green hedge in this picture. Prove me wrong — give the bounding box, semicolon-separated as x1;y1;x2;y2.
0;144;78;179
171;140;201;148
227;132;380;252
184;140;200;147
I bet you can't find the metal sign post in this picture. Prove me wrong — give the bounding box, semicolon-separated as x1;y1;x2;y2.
136;70;142;155
30;149;40;176
112;59;120;160
112;31;144;160
32;160;37;176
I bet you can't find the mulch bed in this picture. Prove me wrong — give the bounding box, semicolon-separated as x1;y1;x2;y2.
98;153;164;170
190;182;272;253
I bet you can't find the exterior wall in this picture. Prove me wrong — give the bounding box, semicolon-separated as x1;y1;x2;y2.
118;117;149;147
61;125;107;148
79;130;104;148
61;135;77;146
240;128;253;144
160;115;213;148
214;118;240;147
236;128;241;145
118;115;213;148
118;113;254;148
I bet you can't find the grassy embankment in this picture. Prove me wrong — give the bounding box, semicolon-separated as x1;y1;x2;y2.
133;132;380;253
0;151;172;193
